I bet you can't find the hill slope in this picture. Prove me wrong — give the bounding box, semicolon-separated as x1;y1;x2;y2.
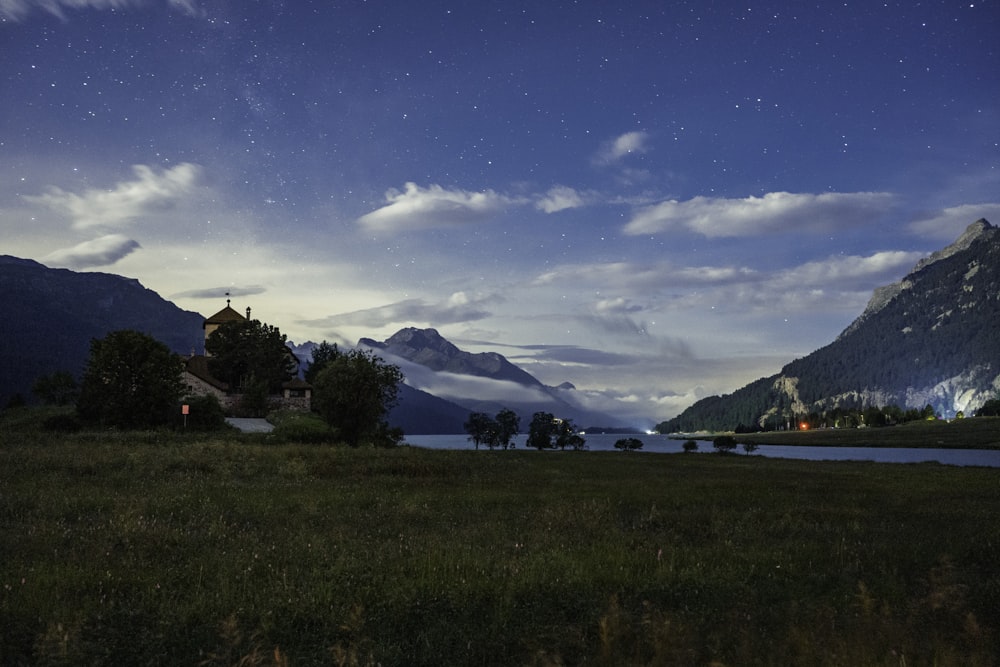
658;219;1000;432
0;256;204;406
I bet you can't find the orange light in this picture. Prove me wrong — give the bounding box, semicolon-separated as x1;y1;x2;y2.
800;423;808;430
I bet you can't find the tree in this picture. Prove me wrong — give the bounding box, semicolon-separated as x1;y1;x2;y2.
556;419;587;450
304;341;341;384
32;371;79;406
76;330;185;428
614;437;644;452
712;435;737;454
495;408;520;449
554;418;585;450
976;398;1000;417
464;412;497;450
526;411;557;450
742;441;759;455
682;439;698;453
205;319;298;393
311;348;404;447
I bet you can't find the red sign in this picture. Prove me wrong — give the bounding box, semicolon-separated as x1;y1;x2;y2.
181;404;190;415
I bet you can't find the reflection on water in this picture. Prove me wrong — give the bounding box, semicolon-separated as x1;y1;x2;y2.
404;433;1000;467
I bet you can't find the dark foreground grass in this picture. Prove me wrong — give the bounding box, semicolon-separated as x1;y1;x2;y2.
1;433;998;666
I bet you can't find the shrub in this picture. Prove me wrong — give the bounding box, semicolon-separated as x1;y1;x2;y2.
712;435;737;454
269;411;337;444
613;437;644;452
181;394;228;431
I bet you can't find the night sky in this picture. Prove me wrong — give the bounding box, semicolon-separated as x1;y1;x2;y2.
3;0;998;426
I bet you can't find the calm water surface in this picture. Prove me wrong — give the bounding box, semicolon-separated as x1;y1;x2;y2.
404;433;1000;467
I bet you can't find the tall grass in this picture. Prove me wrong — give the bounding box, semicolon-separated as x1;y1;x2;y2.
1;430;997;665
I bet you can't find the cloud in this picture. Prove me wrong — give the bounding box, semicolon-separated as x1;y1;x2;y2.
535;185;593;213
0;0;200;21
908;203;1000;240
773;251;925;291
528;248;923;323
533;260;759;290
624;191;894;237
42;234;141;268
594;297;644;315
593;131;650;166
307;291;503;329
169;285;268;300
357;348;556;406
356;182;519;233
25;163;202;230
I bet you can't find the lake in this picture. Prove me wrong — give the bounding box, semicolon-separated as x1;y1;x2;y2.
403;433;1000;467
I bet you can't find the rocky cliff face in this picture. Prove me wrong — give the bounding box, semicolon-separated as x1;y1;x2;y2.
839;218;993;339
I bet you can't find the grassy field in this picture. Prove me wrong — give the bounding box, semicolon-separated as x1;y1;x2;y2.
719;417;1000;449
1;418;998;665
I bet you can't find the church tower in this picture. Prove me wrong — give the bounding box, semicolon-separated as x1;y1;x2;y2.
202;297;248;355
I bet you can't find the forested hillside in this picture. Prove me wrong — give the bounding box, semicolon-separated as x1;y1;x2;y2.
658;220;1000;432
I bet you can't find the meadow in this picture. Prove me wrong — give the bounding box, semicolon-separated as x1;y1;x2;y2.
1;413;998;665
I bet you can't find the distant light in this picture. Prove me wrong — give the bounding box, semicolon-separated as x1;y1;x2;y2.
800;423;809;430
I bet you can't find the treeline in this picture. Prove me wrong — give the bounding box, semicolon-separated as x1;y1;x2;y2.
464;409;587;450
661;398;1000;435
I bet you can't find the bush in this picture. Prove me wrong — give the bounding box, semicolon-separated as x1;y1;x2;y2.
613;437;643;452
712;435;737;454
269;411;338;444
976;398;1000;417
180;394;228;431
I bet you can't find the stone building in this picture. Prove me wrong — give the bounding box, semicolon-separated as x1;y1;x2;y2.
183;300;312;413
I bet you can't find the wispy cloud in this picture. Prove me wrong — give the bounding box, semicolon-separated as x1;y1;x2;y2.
535;185;594;213
24;163;202;230
594;296;644;315
908;203;1000;240
356;182;520;233
42;233;140;268
530;249;921;318
593;131;650;166
307;291;503;330
169;285;267;300
773;251;925;291
624;191;894;237
533;260;759;290
0;0;201;21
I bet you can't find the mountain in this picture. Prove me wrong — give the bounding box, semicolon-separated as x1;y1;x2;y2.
359;327;623;432
360;328;543;386
658;219;1000;432
0;257;617;432
390;383;473;435
0;256;205;407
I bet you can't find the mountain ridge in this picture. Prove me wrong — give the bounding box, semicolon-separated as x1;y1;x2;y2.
356;328;623;432
0;256;205;406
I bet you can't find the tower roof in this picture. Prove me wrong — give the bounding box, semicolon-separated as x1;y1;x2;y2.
204;304;247;326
